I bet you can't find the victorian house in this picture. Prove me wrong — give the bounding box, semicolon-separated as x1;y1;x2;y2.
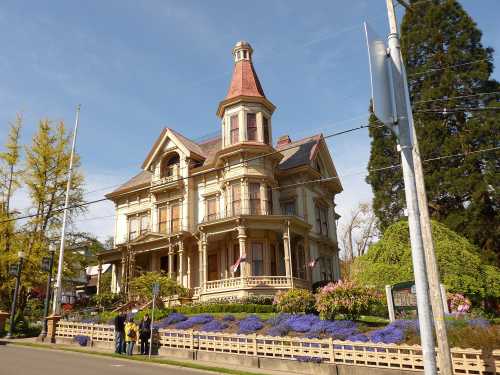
98;41;343;301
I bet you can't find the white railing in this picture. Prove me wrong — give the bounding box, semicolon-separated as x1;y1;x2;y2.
55;320;500;374
204;276;309;292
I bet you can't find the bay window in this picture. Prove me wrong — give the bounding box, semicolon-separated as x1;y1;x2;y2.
230;115;239;144
249;182;260;215
247;113;257;141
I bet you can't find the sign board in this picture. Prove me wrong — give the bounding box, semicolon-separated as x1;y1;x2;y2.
42;257;51;272
392;281;417;308
364;22;398;132
9;264;18;276
152;282;160;297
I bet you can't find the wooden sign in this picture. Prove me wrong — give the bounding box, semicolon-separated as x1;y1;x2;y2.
392;281;417;308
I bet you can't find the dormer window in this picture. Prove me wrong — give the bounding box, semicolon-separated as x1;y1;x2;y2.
230;115;239;144
247;113;257;141
161;154;180;178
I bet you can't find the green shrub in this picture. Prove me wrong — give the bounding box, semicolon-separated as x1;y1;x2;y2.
273;289;316;314
129;272;186;300
315;280;381;320
91;292;124;308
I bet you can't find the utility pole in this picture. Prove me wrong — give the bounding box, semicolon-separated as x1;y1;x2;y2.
390;1;454;374
52;105;81;315
366;1;438;374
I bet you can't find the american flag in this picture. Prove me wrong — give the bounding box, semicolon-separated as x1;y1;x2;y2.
231;255;246;273
308;257;319;268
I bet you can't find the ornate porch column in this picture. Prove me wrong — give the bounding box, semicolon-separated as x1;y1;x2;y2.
168;244;174;279
283;221;293;287
237;226;248;279
304;235;312;283
186;249;191;289
96;261;103;295
178;240;184;287
120;250;127;294
200;232;208;291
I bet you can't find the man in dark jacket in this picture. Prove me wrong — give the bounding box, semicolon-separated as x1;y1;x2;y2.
139;314;152;355
114;311;126;354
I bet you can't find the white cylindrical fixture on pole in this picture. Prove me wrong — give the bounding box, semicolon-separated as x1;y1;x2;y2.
52;105;81;315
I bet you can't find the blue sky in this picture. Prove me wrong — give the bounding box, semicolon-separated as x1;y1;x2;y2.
2;0;499;241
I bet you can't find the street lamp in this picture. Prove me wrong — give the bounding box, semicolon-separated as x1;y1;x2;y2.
6;251;26;339
40;242;56;340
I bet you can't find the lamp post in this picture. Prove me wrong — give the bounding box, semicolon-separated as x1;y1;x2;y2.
6;251;26;339
40;242;56;339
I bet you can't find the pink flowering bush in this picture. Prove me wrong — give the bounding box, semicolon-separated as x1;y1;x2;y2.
448;293;471;314
315;280;381;320
273;289;316;314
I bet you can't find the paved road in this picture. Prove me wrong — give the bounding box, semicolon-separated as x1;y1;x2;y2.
0;344;213;375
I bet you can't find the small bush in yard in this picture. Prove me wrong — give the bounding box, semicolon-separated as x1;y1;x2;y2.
273;289;316;314
315;280;381;320
448;293;471;314
200;320;228;332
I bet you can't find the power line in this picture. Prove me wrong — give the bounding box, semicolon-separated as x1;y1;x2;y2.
408;59;490;77
413;91;500;105
414;106;500;114
273;146;500;191
2;122;382;225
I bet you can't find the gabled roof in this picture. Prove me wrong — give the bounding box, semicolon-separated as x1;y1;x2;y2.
141;127;206;170
277;134;322;170
106;170;152;198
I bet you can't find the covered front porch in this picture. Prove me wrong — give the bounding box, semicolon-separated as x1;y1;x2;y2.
196;215;312;301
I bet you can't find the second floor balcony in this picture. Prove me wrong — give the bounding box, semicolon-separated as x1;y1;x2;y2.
151;164;183;192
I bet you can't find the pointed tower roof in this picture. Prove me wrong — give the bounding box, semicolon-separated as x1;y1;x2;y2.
225;41;265;99
217;41;275;117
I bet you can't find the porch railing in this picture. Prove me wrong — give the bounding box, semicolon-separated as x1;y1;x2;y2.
204;276;309;292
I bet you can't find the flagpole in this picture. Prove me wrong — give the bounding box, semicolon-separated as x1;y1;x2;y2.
52;105;81;315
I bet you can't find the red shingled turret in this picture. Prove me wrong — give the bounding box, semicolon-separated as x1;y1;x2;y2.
225;41;265;100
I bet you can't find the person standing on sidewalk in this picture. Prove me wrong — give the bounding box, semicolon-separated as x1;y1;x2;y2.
114;311;126;354
124;317;138;356
139;314;152;355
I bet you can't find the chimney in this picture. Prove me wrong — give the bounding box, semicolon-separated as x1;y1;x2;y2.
277;135;291;148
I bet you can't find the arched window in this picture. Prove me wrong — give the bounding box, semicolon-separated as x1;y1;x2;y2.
161;154;180;178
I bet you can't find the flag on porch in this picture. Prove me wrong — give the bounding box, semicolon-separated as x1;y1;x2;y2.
231;255;246;273
308;257;319;268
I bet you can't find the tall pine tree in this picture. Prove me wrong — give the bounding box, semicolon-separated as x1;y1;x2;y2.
366;0;499;263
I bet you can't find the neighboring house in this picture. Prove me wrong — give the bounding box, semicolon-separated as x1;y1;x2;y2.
97;41;343;301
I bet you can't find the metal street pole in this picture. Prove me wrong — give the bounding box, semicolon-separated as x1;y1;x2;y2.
40;242;56;339
388;2;454;374
385;1;437;374
52;105;81;315
6;251;26;339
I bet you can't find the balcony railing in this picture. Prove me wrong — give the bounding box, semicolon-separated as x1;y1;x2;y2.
203;276;309;292
202;201;305;223
151;165;182;189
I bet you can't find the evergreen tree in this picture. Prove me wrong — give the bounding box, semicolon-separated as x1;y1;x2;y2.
366;0;500;263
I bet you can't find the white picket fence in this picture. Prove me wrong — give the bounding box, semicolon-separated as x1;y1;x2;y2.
56;320;499;374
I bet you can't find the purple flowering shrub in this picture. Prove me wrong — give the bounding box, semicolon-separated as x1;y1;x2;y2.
295;356;323;363
347;333;369;342
155;313;187;329
448;293;471;314
370;326;405;344
175;314;214;329
74;335;90;346
286;314;320;332
222;314;236;322
201;320;229;332
238;315;264;334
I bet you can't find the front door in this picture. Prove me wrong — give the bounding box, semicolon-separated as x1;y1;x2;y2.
208;253;218;281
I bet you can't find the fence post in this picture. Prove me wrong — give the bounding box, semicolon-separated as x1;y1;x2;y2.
385;285;396;322
329;337;335;363
46;315;61;343
90;323;95;347
440;284;449;314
